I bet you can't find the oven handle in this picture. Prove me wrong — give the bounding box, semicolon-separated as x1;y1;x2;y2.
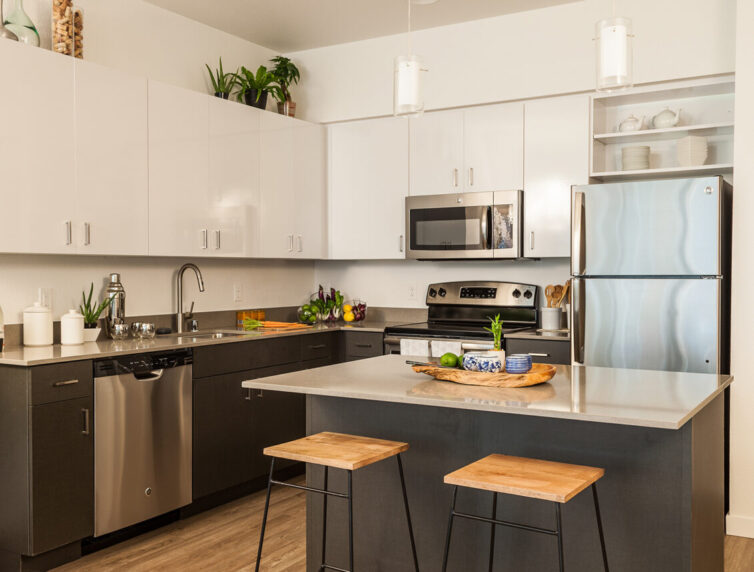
461;342;494;351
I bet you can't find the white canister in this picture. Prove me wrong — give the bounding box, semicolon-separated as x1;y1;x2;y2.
23;302;53;346
540;307;562;331
61;309;85;345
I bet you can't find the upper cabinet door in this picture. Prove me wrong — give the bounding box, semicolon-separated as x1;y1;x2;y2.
463;102;524;192
75;60;148;255
329;118;408;259
0;43;75;254
259;113;296;258
293;122;326;259
409;110;464;195
209;98;261;257
524;95;589;258
148;81;210;257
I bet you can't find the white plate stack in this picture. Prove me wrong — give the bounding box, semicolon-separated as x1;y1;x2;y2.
621;146;650;171
677;136;708;167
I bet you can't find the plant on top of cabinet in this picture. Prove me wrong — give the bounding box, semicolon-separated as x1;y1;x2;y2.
269;56;300;117
4;0;38;45
237;65;279;110
205;57;238;99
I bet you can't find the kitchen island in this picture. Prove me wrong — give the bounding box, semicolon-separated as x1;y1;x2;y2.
243;355;732;572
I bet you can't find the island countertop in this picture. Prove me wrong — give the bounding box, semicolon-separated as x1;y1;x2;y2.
241;354;732;430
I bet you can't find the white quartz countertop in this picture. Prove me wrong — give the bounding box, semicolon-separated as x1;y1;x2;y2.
241;354;732;430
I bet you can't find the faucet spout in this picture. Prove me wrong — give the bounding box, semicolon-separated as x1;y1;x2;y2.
176;263;205;333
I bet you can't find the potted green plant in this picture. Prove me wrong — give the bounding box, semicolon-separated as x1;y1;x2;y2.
80;283;113;342
236;65;279;110
269;56;300;117
205;57;238;99
484;314;505;361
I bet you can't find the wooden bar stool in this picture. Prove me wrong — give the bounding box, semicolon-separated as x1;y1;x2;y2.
441;454;608;572
255;431;420;572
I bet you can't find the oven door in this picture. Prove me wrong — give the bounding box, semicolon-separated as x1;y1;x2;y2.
406;192;494;259
492;190;522;259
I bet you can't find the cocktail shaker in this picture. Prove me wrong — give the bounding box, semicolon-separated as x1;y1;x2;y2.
105;273;126;338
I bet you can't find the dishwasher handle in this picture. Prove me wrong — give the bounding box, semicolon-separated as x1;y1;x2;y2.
133;369;165;381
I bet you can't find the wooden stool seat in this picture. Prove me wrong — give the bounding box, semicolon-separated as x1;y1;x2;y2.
444;453;605;503
263;431;409;471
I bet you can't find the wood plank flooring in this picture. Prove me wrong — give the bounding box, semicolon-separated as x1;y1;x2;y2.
53;477;754;571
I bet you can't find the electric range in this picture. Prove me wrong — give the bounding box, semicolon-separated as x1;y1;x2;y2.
384;281;539;354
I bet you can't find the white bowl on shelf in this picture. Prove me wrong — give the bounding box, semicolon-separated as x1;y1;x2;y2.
677;136;708;167
621;146;650;171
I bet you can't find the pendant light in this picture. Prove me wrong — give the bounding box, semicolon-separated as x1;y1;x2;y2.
394;0;426;116
594;1;633;92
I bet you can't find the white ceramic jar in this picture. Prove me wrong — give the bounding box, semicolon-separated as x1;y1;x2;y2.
23;302;53;346
61;309;85;345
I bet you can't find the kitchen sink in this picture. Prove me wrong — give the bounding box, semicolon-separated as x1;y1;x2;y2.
175;330;249;342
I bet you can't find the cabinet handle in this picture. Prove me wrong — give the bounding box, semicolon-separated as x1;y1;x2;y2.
288;235;294;252
245;388;252;401
309;344;327;350
65;221;72;245
83;222;91;246
53;379;79;387
452;168;459;187
529;231;535;251
297;234;303;253
81;408;90;435
528;353;550;357
355;344;373;348
468;167;474;187
201;229;208;249
399;234;405;253
215;230;221;250
257;389;264;398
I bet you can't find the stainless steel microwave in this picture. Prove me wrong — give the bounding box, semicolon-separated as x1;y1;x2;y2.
405;191;522;259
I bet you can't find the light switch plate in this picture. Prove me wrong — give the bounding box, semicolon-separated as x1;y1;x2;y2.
233;283;243;302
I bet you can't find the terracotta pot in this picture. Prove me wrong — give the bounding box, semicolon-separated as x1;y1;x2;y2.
277;100;296;117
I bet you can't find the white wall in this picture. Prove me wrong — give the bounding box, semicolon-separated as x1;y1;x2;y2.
726;0;754;539
315;259;570;308
289;0;736;123
0;254;314;323
19;0;277;98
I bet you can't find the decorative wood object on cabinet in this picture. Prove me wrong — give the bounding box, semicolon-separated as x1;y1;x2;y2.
524;94;589;258
328;117;409;259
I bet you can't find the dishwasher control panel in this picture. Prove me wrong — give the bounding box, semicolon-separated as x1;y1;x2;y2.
94;348;193;377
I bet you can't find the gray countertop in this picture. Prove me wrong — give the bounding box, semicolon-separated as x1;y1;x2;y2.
241;354;732;430
0;321;393;366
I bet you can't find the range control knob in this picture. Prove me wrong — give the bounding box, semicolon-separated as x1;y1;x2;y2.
438;288;447;297
429;288;437;297
523;289;533;299
512;289;521;299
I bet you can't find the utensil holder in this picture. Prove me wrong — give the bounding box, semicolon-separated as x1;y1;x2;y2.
541;308;561;331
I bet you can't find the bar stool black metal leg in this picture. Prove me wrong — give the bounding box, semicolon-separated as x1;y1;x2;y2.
320;466;329;571
592;484;609;571
255;457;276;572
554;502;564;572
488;492;497;572
396;454;420;571
347;470;354;572
441;486;459;572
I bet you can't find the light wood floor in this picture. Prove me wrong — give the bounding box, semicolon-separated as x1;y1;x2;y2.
54;478;754;571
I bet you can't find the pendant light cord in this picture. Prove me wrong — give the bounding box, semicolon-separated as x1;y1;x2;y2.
407;0;412;56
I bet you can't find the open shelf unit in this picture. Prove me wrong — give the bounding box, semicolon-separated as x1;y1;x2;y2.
590;75;735;181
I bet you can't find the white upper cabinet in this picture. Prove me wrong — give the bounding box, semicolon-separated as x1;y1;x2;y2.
523;94;589;258
329;117;408;259
148;80;210;257
293;122;327;259
463;103;524;191
409;110;463;195
75;60;148;255
209;97;261;257
0;43;75;254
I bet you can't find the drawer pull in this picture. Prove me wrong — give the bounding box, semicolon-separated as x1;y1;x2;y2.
81;408;90;435
308;344;327;350
53;379;79;387
528;353;550;357
245;388;252;401
355;344;373;349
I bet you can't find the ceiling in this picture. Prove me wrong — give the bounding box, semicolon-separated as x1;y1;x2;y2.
145;0;577;53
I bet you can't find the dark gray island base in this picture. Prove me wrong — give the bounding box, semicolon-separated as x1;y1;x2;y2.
243;356;731;572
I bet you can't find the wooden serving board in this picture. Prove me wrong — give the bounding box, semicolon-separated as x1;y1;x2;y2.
411;363;557;388
409;380;556;403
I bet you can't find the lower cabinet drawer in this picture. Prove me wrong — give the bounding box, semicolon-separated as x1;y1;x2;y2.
505;339;571;365
344;331;384;360
30;361;93;406
300;332;335;362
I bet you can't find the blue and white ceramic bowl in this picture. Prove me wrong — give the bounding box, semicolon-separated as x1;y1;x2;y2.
462;352;503;373
505;354;532;374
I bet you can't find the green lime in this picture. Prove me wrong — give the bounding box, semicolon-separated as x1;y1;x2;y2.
440;352;458;367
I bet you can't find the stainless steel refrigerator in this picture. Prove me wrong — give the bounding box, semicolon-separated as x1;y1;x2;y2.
571;176;731;374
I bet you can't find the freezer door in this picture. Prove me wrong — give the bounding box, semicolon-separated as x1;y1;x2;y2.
572;177;722;276
572;278;720;373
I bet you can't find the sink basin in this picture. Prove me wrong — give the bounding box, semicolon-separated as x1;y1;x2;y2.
176;331;249;342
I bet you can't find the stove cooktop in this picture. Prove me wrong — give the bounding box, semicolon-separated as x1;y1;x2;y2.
385;321;532;341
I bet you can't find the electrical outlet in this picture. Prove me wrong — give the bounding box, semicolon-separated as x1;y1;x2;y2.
408;284;417;300
233;283;243;303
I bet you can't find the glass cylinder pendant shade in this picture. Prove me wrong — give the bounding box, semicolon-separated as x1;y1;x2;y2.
595;17;633;92
394;55;424;117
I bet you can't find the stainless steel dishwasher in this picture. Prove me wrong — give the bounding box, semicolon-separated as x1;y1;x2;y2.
93;349;192;537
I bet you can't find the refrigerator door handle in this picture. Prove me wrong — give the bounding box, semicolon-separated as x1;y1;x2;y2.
572;278;585;365
572;190;586;276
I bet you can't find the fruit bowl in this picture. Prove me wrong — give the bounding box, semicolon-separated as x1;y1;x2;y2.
344;300;367;322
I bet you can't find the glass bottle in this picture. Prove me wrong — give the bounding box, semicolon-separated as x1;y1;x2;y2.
0;0;19;41
4;0;39;47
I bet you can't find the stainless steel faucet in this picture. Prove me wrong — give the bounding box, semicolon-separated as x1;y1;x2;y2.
176;263;205;333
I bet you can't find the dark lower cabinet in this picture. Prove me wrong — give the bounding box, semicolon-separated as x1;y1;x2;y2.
342;331;384;361
505;338;571;365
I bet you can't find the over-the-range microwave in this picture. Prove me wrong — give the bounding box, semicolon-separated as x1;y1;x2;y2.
405;190;523;260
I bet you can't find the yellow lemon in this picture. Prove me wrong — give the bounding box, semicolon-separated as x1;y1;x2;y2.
343;304;353;312
344;311;355;322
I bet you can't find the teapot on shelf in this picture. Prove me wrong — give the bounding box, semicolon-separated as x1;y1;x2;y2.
618;114;645;132
651;108;682;129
